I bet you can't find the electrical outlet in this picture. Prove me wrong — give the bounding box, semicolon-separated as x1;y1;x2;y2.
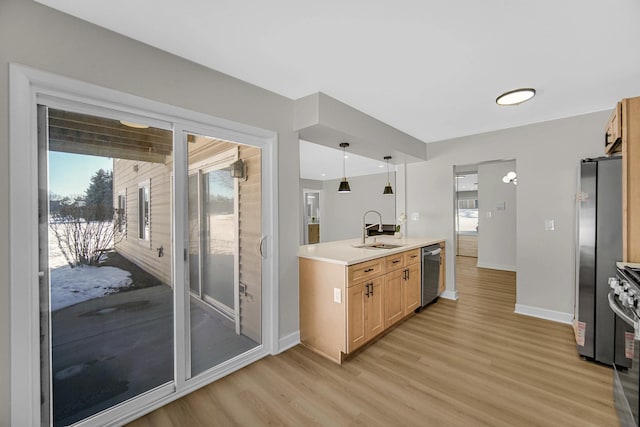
333;288;341;303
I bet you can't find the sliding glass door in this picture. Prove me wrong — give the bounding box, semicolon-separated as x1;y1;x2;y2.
38;106;175;426
36;105;264;426
186;132;261;378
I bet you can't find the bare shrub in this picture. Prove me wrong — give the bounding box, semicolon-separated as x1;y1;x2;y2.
50;204;125;268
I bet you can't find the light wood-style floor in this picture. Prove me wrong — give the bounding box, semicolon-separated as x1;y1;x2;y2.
128;257;618;427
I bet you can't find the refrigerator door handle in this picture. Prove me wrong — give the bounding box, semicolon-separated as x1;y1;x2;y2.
424;248;441;256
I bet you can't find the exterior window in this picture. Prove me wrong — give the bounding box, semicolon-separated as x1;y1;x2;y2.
117;191;127;236
138;180;150;243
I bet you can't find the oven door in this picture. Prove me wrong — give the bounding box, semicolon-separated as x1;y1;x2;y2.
609;292;640;426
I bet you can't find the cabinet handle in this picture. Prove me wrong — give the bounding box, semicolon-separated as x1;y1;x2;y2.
410;255;417;259
365;283;373;297
605;132;611;146
364;268;374;273
392;260;400;264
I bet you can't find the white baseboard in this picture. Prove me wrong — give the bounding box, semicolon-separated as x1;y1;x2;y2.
476;262;516;272
440;290;459;300
277;331;300;353
514;304;573;324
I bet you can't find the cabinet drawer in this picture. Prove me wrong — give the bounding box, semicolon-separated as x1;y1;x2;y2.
384;253;405;271
404;249;421;265
605;102;622;154
348;259;384;284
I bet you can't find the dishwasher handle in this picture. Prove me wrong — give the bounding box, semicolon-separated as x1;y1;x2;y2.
423;248;441;256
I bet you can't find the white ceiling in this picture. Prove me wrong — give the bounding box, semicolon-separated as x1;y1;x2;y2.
300;140;394;181
37;0;640;145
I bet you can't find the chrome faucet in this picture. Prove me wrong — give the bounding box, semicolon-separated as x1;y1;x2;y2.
362;210;384;244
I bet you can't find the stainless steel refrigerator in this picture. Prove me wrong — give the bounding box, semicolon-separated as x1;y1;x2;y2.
575;156;625;366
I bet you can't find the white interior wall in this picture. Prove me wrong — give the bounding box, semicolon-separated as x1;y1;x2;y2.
322;172;396;242
477;160;517;271
406;110;609;320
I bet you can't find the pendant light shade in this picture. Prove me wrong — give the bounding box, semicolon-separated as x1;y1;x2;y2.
338;178;351;193
383;156;394;195
338;142;351;193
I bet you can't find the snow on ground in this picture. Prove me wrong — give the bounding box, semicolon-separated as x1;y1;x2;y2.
50;265;132;311
48;224;132;311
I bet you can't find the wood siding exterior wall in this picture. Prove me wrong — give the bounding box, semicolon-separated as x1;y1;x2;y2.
113;157;173;285
238;145;261;342
113;138;261;341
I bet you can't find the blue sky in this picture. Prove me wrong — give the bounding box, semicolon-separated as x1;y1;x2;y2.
49;152;113;198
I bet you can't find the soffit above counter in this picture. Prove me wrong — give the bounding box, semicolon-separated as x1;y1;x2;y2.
294;93;427;165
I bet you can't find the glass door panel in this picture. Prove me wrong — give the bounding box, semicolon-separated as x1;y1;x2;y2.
188;173;201;295
201;166;236;314
186;132;261;378
39;107;174;426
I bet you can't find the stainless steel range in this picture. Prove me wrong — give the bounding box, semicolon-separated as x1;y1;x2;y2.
609;262;640;426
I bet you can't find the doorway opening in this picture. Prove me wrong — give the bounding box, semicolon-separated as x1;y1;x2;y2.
453;161;517;288
455;171;478;258
303;189;322;244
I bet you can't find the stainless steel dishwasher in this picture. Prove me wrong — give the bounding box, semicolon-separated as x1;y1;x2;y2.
419;244;441;310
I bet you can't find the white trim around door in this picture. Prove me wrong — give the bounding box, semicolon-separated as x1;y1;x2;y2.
9;63;279;427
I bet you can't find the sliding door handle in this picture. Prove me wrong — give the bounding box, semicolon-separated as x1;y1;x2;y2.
258;236;267;259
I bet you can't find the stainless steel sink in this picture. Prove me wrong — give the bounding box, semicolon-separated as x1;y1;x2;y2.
354;243;404;250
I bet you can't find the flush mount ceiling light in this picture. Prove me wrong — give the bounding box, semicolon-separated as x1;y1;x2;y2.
338;142;351;193
496;88;536;106
383;156;394;195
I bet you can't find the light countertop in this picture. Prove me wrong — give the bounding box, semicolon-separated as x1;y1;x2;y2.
298;236;446;266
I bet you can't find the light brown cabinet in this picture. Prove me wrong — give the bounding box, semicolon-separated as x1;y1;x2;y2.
384;248;420;328
347;277;384;353
608;97;640;262
605;102;623;154
384;268;404;328
299;241;445;364
308;223;320;244
438;243;446;294
403;263;421;314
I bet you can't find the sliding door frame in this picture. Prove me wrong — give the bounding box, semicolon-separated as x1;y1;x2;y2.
9;63;279;427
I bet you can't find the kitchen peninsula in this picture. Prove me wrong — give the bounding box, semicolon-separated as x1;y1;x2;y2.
298;237;446;363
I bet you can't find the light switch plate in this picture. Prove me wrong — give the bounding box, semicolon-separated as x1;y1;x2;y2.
545;219;555;231
333;288;341;303
411;212;420;221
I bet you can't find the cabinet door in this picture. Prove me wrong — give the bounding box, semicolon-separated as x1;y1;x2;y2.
384;269;404;328
308;224;320;244
403;264;421;315
347;283;366;352
605;102;622;154
367;278;385;339
438;245;446;294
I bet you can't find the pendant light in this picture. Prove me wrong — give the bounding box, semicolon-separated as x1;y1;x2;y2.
383;156;394;195
338;142;351;193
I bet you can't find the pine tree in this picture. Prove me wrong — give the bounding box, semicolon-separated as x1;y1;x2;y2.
85;168;113;220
